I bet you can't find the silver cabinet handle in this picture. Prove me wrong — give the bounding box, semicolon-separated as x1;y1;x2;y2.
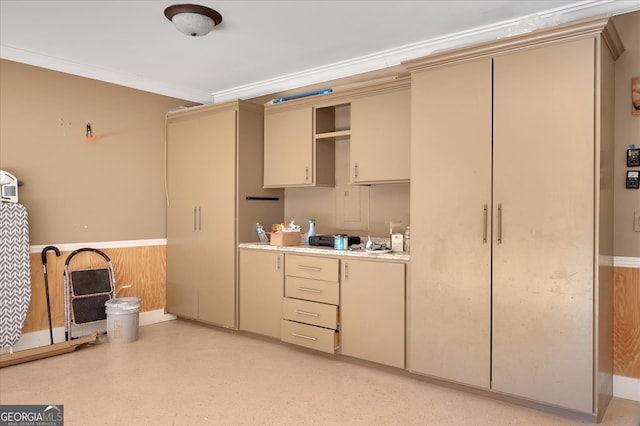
294;309;319;317
197;206;201;231
276;255;280;271
344;263;349;280
292;333;317;341
297;265;322;271
497;203;502;245
354;162;359;179
482;204;488;244
298;287;322;293
305;166;309;181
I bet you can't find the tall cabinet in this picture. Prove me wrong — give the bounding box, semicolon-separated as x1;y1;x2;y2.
406;18;622;418
166;101;283;328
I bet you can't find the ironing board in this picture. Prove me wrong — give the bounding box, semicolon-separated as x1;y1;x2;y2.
0;203;31;348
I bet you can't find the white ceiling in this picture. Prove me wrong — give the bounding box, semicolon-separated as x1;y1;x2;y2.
1;1;638;104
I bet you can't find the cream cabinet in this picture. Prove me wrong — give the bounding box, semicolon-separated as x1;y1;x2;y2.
281;254;340;353
406;18;621;418
239;249;283;339
350;81;410;184
339;259;405;368
166;101;283;328
263;105;336;188
264;106;313;187
263;78;410;187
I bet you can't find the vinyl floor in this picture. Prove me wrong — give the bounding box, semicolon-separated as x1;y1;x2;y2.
1;319;639;426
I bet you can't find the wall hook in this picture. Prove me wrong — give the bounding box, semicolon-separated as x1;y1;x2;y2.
85;121;101;142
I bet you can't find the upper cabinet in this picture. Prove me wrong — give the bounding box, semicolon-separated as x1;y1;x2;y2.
265;106;316;187
263;104;337;188
350;81;410;184
263;77;410;187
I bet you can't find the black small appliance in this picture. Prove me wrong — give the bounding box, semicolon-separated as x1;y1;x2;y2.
308;235;361;247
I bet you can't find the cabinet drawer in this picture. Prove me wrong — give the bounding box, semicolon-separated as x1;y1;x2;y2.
285;254;339;282
285;276;339;305
282;298;339;329
281;320;339;354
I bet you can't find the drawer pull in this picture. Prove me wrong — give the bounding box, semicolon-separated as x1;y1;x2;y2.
292;333;317;341
297;265;322;271
294;309;319;317
298;287;322;293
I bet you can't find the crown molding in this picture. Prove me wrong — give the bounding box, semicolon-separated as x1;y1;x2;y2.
2;1;638;104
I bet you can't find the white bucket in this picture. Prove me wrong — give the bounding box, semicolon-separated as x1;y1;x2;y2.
104;297;141;344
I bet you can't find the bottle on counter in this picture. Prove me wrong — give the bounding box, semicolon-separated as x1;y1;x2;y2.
255;223;269;243
306;219;316;245
403;226;411;253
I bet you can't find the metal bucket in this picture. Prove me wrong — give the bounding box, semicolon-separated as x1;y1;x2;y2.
104;297;141;344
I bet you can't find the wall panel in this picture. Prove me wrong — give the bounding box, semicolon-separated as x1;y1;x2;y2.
22;244;166;333
613;266;640;379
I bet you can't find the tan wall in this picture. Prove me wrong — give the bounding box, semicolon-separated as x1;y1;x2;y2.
0;60;195;245
285;182;410;238
613;12;640;258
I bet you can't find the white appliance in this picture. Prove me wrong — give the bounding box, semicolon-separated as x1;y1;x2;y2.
0;170;19;203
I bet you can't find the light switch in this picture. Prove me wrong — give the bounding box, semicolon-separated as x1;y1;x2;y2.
635;211;640;232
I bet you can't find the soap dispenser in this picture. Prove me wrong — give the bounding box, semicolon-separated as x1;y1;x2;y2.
306;219;316;245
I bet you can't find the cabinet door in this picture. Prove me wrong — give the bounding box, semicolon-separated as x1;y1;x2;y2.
197;108;237;328
351;87;410;183
166;114;202;319
239;250;283;338
264;107;313;187
408;59;492;388
340;260;405;368
492;38;595;413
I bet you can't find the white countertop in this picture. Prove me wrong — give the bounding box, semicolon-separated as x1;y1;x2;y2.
239;242;410;262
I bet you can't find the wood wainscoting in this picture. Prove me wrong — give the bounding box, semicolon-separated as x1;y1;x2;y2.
23;244;166;334
614;266;640;379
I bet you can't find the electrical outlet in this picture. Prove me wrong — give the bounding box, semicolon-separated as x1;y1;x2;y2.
635;211;640;232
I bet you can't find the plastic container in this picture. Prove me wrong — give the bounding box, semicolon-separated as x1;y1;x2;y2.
306;219;316;245
255;223;269;243
333;234;348;250
404;226;411;253
104;297;141;344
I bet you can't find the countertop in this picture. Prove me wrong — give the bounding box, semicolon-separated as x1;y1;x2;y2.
239;242;410;262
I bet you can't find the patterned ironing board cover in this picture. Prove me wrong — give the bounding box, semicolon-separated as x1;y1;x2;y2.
0;203;32;348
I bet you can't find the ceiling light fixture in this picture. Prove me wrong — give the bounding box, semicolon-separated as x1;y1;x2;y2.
164;4;223;37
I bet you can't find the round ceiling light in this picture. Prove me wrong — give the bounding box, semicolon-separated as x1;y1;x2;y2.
164;4;223;37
